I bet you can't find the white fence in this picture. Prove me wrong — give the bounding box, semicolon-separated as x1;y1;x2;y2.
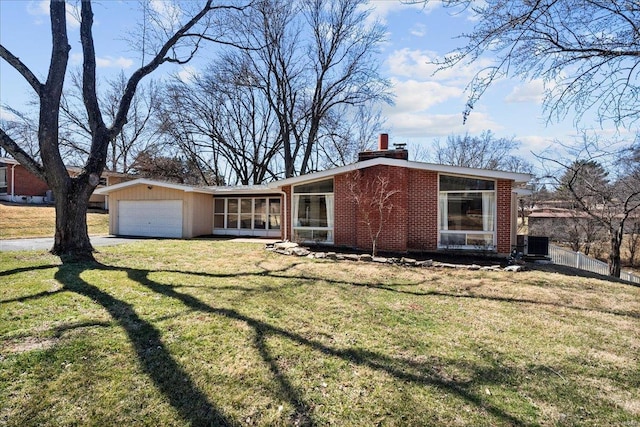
548;244;640;284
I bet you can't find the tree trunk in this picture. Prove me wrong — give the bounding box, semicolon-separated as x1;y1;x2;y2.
608;228;623;278
51;179;96;262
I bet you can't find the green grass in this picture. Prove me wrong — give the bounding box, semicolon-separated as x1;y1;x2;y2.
1;240;639;426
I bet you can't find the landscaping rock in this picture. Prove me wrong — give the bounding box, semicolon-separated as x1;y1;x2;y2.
415;259;433;267
343;254;361;261
273;241;299;251
504;265;526;272
372;257;389;263
360;254;373;262
326;252;337;259
435;262;457;269
400;257;417;266
292;247;310;257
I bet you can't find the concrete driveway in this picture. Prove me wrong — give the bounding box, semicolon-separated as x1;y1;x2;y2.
0;236;143;252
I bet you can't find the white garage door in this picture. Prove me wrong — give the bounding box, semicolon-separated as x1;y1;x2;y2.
118;200;183;238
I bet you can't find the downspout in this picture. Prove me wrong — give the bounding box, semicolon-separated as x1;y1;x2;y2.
276;190;288;241
10;163;16;202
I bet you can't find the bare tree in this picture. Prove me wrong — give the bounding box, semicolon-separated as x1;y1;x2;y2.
421;0;640;126
626;219;640;267
0;0;248;261
431;130;533;173
318;104;386;170
237;0;391;178
540;139;640;277
158;58;282;185
60;71;162;173
346;170;402;256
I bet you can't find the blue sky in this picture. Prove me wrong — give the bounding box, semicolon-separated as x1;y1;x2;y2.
0;1;630;166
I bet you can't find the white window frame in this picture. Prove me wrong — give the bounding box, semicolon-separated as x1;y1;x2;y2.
213;197;281;237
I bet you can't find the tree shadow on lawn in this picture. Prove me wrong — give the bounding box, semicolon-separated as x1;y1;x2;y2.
3;260;634;424
44;261;540;427
53;263;235;427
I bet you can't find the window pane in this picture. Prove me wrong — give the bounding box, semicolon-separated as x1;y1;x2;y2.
441;233;465;246
446;192;484;231
294;229;313;241
228;199;238;214
294;229;329;242
269;214;280;230
240;214;252;229
214;215;225;228
214;199;225;213
440;175;494;191
254;199;266;214
467;234;494;247
293;179;333;193
269;198;281;213
241;199;252;214
296;195;328;227
228;214;238;229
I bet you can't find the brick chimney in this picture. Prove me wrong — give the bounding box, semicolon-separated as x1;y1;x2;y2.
358;133;408;162
379;133;389;150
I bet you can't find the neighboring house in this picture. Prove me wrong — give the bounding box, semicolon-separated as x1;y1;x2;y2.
0;157;132;208
96;135;531;256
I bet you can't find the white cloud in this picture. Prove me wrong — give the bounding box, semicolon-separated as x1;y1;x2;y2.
410;23;427;37
505;80;545;104
0;107;19;122
389;78;462;113
385;109;501;139
26;1;48;16
386;48;491;84
95;56;134;69
176;66;199;83
26;0;80;28
149;0;183;29
363;1;438;27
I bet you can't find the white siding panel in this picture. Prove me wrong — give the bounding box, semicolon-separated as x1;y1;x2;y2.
118;200;183;237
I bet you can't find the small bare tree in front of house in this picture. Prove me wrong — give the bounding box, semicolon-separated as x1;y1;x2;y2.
347;170;401;257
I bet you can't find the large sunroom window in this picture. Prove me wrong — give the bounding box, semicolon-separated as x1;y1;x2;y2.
293;179;334;243
213;197;281;237
439;175;496;249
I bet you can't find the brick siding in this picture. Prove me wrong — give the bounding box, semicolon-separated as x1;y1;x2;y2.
284;167;517;256
9;165;49;196
496;179;513;254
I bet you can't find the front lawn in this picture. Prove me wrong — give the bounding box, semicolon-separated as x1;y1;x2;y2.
0;202;109;239
1;240;639;426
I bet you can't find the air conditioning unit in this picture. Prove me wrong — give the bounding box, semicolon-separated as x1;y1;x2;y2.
516;235;549;256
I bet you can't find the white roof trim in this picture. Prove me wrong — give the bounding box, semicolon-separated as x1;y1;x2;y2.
267;157;532;188
207;185;281;194
94;178;216;195
0;157;19;165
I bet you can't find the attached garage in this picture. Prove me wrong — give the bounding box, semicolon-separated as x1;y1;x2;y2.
118;200;183;238
95;179;215;239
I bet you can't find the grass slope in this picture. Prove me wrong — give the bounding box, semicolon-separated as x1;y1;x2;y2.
1;240;639;426
0;202;109;239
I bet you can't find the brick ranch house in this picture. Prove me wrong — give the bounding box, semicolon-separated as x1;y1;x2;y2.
0;157;131;208
97;136;532;256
